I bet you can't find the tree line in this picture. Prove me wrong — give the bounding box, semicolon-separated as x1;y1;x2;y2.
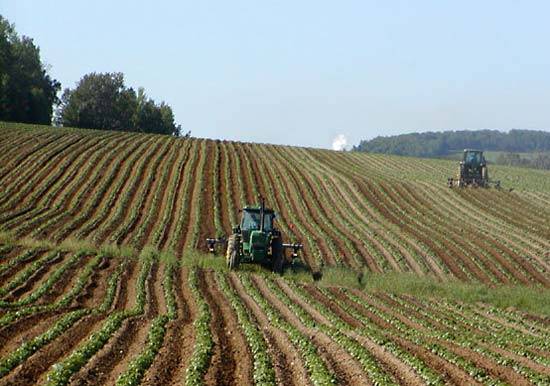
0;16;181;136
353;130;550;170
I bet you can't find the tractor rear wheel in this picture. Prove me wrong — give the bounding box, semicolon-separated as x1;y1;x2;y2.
226;234;240;270
272;237;284;274
481;166;488;186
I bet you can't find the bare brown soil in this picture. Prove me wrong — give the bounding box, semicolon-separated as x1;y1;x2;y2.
0;312;107;386
136;141;182;248
176;140;205;252
51;134;151;242
69;259;156;385
201;269;253;385
142;267;196;385
252;275;369;386
331;289;482;385
94;138;170;245
229;273;311;386
196;141;217;250
2;252;64;302
157;141;193;250
0;249;45;285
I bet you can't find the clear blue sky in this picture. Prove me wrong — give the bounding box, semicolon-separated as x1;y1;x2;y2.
3;1;550;148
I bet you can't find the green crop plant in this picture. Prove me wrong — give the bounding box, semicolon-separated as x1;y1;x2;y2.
215;271;276;385
185;267;213;386
240;273;336;386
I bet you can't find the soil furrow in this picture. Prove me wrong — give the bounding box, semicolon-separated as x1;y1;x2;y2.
196;141;217;250
304;285;429;386
2;252;67;302
142;266;196;385
0;313;107;385
201;269;253;385
176;140;206;252
229;273;311;386
0;249;45;285
156;140;193;250
252;275;369;386
69;259;157;385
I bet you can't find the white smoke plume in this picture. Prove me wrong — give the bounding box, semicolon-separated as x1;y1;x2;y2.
332;134;347;151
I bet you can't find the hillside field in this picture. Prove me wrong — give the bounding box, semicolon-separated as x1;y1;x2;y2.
0;122;549;385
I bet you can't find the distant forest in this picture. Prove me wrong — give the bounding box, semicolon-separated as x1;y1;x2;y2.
353;130;550;170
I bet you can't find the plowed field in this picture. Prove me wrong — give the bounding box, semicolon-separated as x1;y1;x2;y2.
0;122;549;385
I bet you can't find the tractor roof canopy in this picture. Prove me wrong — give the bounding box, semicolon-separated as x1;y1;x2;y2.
242;206;274;214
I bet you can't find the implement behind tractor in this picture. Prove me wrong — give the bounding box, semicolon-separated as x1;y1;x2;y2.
448;149;500;188
207;196;302;274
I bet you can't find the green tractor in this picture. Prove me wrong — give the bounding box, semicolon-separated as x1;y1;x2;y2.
206;196;302;273
448;149;500;188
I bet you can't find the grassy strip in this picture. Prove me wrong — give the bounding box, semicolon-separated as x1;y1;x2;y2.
312;268;550;317
185;267;213;386
216;271;276;385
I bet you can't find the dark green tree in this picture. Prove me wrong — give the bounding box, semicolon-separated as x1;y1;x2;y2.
0;16;60;124
57;72;136;131
57;73;180;135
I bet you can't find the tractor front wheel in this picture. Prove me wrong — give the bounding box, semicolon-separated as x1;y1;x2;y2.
226;235;240;270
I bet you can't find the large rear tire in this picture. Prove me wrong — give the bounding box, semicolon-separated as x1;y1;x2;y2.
226;234;240;270
481;166;488;187
272;237;284;274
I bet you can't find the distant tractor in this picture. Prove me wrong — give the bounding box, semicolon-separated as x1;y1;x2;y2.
448;149;500;188
206;196;302;274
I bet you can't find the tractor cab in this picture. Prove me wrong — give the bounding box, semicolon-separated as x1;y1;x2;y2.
239;206;277;260
462;149;485;168
461;149;486;179
241;207;274;232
